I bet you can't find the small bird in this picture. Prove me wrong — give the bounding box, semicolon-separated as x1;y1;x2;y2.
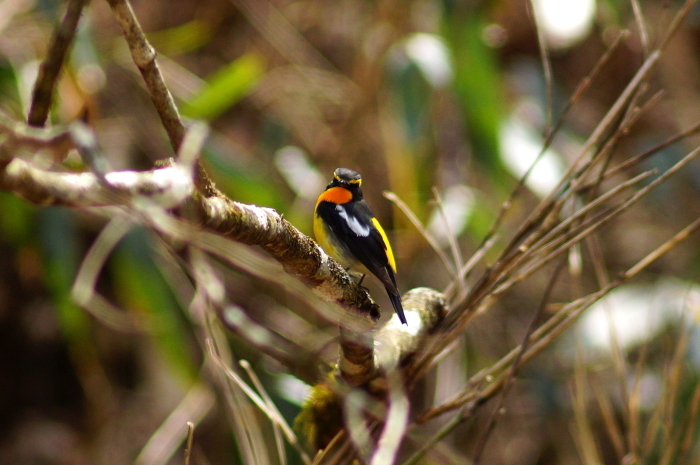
314;168;406;325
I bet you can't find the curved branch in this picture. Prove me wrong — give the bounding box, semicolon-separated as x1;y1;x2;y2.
0;117;452;426
0;155;380;326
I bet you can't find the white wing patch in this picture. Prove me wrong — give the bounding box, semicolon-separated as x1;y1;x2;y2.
336;204;371;237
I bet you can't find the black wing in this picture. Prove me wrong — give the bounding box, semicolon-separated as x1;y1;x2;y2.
317;200;407;324
317;200;394;291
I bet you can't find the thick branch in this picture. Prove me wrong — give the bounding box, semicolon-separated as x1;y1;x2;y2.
294;288;446;452
189;192;380;323
0;117;451;435
0;155;380;325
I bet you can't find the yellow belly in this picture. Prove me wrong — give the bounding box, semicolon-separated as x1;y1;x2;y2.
313;213;369;273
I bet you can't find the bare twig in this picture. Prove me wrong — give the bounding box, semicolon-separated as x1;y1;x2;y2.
570;342;604;465
135;383;215;465
240;360;311;465
493;0;696;277
472;258;567;463
530;0;554;137
487;170;657;296
183;422;194;465
401;407;476;465
105;0;183;150
586;233;632;432
105;0;216;196
595;120;700;182
471;138;697;321
431;187;464;283
71;216;142;331
622;216;700;280
204;316;270;464
630;0;649;56
384;191;456;278
591;375;625;461
403;167;656;385
473;29;628;261
415;214;700;424
444;235;498;300
28;0;89;127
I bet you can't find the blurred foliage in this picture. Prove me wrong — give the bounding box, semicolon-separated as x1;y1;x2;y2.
1;0;700;463
110;228;197;385
37;208;88;342
147;20;213;56
444;9;504;174
181;53;265;120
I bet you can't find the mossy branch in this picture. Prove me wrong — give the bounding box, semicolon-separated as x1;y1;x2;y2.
0;125;376;325
0;114;448;392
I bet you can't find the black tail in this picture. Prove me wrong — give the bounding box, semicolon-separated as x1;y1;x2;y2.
387;289;407;325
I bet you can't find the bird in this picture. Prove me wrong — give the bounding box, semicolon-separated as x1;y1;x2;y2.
314;167;406;325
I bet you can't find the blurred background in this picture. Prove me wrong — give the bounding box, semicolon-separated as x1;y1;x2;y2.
1;0;700;463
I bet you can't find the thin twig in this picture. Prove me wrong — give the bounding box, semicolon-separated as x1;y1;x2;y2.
183;422;194;465
596;120;700;182
207;340;312;454
496;169;655;283
473;29;628;260
472;257;567;463
530;0;554;137
432;187;464;288
509;170;655;278
570;341;604;465
622;216;700;279
585;233;632;429
495;0;696;273
416;215;700;424
384;191;456;278
240;360;311;465
105;0;183;149
204;316;270;464
551;30;630;149
105;0;216;196
28;0;89;127
71;215;143;331
444;235;498;300
570;87;663;202
135;383;215;465
590;374;625;461
401;406;477;465
423;168;653;360
492;142;700;302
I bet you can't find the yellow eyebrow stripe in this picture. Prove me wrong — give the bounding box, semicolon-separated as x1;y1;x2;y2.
371;217;396;272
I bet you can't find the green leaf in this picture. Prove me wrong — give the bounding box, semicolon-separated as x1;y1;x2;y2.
38;208;89;340
443;11;504;174
181;53;265;120
147;20;212;56
0;192;36;244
